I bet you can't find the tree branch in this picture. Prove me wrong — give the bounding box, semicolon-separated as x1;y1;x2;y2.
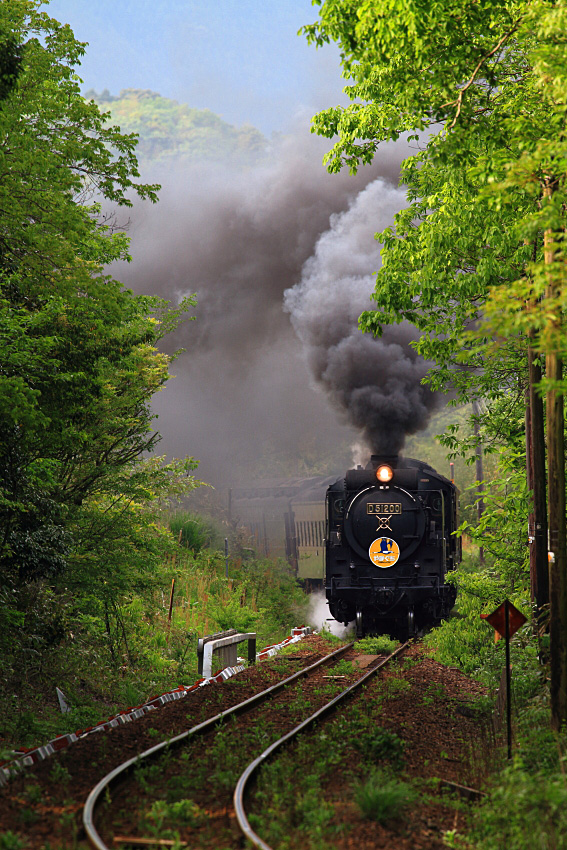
445;21;522;130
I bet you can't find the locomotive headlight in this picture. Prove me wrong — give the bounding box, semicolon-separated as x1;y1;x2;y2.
376;464;394;483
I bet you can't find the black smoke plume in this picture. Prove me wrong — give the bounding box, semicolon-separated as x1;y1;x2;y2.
116;131;437;482
285;178;440;456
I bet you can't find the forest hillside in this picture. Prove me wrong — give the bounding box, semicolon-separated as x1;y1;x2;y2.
85;87;268;165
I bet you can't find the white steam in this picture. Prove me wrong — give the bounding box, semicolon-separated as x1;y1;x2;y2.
307;591;353;637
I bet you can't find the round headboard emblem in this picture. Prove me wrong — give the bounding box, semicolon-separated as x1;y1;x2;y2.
369;537;400;568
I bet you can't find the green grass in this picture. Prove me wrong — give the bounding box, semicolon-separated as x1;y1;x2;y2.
144;798;205;832
383;676;412;696
250;678;432;847
0;543;309;751
422;683;446;705
355;769;416;823
446;767;567;850
354;635;398;654
0;832;27;850
423;550;567;850
169;511;222;553
317;625;350;646
353;728;406;770
327;658;356;676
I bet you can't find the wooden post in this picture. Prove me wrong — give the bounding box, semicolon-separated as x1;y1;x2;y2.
168;578;175;623
262;513;269;557
504;600;512;760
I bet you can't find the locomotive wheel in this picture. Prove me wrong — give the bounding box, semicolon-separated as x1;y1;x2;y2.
356;609;364;639
407;606;415;638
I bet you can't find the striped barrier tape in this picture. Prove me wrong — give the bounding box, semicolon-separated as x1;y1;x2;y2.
0;627;311;787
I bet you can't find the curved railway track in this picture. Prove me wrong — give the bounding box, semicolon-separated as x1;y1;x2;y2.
233;641;408;850
0;635;489;849
84;639;371;849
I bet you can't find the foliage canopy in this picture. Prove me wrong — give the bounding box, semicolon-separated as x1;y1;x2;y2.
85;88;268;166
0;0;199;686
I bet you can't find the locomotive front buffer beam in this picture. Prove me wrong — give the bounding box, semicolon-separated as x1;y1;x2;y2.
327;577;456;637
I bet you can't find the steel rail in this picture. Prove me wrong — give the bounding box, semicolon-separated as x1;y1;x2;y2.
83;641;354;850
233;641;410;850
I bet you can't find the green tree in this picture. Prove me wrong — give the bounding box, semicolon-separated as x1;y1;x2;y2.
0;2;199;681
304;0;567;727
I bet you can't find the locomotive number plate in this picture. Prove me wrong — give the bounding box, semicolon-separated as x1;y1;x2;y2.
367;503;402;515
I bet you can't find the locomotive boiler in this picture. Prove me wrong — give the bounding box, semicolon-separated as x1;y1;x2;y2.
325;455;459;638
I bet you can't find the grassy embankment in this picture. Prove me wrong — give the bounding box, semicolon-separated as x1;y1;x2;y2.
0;511;308;755
243;549;567;850
426;552;567;849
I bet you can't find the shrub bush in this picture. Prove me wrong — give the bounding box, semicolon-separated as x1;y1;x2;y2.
354;635;398;655
464;768;567;850
169;511;221;552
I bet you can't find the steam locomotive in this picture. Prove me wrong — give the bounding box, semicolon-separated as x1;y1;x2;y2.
326;455;460;638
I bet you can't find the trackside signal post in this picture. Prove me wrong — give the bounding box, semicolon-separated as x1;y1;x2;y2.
481;599;527;759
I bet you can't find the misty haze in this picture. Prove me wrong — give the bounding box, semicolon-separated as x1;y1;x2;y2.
114;129;437;486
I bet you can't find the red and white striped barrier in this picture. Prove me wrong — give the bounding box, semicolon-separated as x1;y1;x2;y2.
0;627;311;787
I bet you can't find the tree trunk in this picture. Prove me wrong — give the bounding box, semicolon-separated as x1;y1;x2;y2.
543;183;567;730
472;400;485;564
526;344;549;619
547;346;566;729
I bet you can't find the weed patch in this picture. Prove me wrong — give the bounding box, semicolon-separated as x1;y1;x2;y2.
0;832;26;850
144;797;205;832
355;769;416;823
384;676;411;696
328;659;355;677
355;635;398;655
422;683;446;705
0;546;309;751
448;767;567;850
353;728;406;770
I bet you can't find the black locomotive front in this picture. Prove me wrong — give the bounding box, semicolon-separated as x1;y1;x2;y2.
325;455;459;638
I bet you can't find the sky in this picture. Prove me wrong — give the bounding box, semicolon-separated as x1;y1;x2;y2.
45;0;345;135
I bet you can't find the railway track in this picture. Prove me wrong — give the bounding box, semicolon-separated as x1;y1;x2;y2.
0;634;488;849
234;641;409;850
83;641;409;849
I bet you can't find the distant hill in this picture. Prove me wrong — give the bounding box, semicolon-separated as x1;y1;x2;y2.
85;88;268;165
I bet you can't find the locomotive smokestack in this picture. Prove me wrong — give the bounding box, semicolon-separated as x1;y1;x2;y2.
369;454;398;467
284;178;440;456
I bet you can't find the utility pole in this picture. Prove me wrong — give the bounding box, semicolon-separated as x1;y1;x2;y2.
472;400;485;564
